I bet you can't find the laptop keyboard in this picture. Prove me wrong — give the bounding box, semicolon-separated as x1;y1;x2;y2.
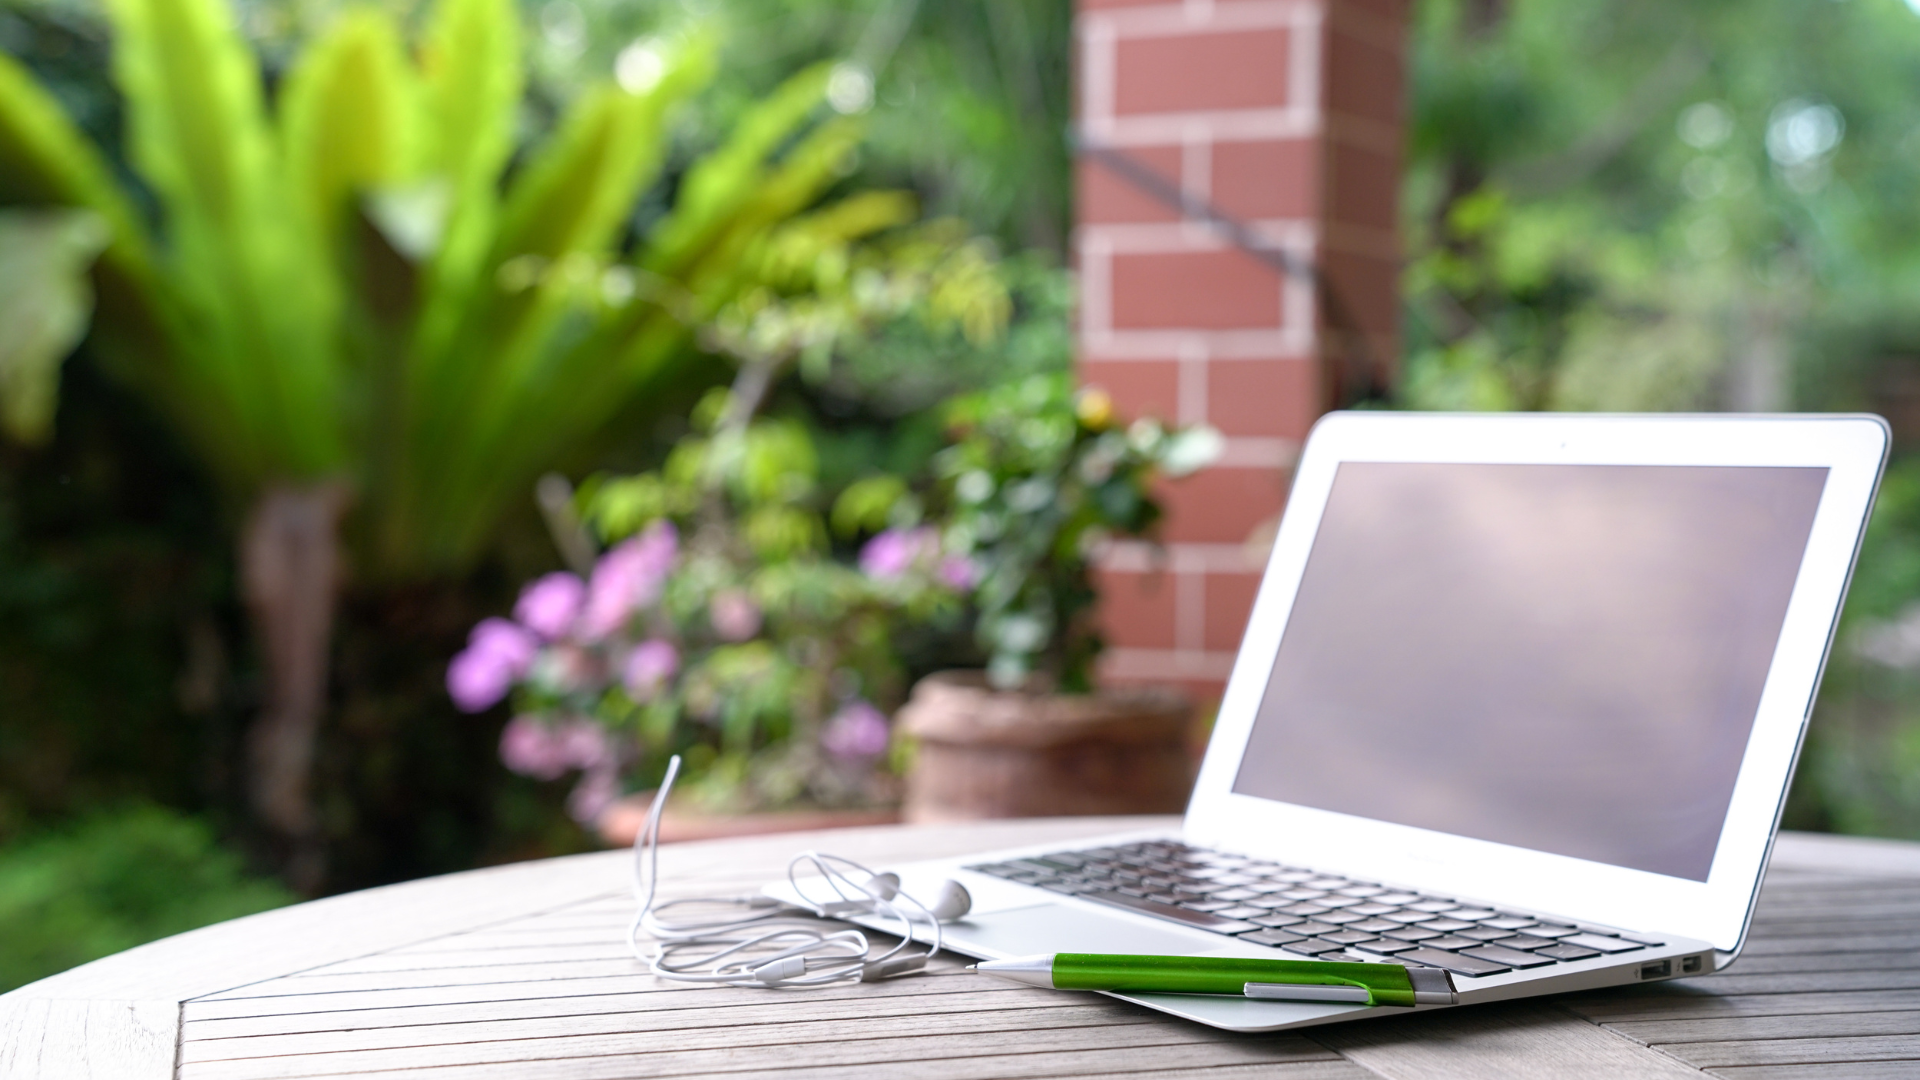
965;839;1663;979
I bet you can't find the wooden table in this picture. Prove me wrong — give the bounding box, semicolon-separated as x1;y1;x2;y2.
6;818;1920;1079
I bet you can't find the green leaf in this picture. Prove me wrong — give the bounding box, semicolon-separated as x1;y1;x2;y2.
642;63;835;277
399;35;715;571
0;50;175;403
279;8;418;264
408;0;523;367
831;475;907;537
0;209;109;443
105;0;342;480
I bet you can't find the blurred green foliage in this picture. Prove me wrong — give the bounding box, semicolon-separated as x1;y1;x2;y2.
1402;0;1920;415
509;0;1073;256
1402;0;1920;841
0;0;886;577
0;804;293;992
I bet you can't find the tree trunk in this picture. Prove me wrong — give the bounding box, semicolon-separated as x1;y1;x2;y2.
240;483;349;893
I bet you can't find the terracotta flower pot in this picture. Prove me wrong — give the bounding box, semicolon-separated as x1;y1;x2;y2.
896;671;1196;822
597;796;900;847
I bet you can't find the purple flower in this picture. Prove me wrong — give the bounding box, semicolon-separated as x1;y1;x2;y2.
555;719;612;771
567;765;622;824
514;572;585;639
447;618;539;713
498;716;613;782
709;589;762;641
579;521;679;641
938;555;977;591
499;715;571;779
623;639;679;701
859;527;938;579
821;699;891;759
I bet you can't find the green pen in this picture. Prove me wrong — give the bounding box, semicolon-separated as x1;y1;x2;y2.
968;953;1457;1007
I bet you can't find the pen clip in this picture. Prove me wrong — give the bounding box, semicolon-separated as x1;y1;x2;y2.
1243;981;1373;1005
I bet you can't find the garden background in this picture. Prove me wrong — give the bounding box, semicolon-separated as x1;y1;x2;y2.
6;0;1920;993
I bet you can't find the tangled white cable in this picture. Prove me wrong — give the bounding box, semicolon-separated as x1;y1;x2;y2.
627;755;971;987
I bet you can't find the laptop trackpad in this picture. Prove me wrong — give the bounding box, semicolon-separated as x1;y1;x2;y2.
944;901;1223;958
940;902;1372;1033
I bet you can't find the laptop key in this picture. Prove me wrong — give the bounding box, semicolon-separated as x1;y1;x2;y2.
1315;895;1364;909
1280;903;1331;917
1527;924;1580;938
1320;930;1380;945
1351;940;1418;955
1534;943;1602;962
1348;903;1398;916
1216;906;1269;920
1380;910;1440;924
1423;919;1477;933
1316;911;1369;925
1350;919;1403;933
1463;945;1557;969
1479;916;1538;930
1448;909;1497;921
1282;939;1348;957
1422;936;1486;951
1407;900;1460;913
1382;926;1442;943
1374;893;1422;905
1458;927;1515;942
1561;933;1645;954
1178;899;1236;912
1080;891;1259;934
1253;913;1307;928
1399;947;1511;977
1499;934;1560;951
1238;929;1308;947
1289;921;1343;936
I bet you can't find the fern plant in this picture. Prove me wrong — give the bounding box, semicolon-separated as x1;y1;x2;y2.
0;0;889;882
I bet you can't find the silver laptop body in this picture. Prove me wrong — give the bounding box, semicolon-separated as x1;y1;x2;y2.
782;412;1889;1032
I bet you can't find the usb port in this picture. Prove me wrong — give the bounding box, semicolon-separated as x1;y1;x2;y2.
1639;960;1672;980
1681;955;1703;974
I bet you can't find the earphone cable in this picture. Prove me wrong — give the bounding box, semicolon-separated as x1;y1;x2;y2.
628;755;943;987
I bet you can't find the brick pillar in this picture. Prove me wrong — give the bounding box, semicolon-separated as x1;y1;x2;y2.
1077;0;1406;699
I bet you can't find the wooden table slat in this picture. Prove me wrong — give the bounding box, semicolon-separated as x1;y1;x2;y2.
13;821;1920;1078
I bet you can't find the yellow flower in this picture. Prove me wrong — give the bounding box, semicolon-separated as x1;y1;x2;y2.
1075;387;1114;430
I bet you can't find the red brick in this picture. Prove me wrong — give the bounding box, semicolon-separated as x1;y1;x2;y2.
1211;139;1319;221
1319;251;1399;339
1205;570;1264;651
1334;0;1413;24
1082;358;1181;424
1158;466;1287;544
1326;141;1398;233
1111;249;1283;331
1207;359;1318;439
1079;145;1184;225
1325;26;1404;127
1094;566;1178;650
1115;29;1291;116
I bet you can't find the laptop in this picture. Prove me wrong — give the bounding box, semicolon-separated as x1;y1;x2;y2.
782;411;1890;1032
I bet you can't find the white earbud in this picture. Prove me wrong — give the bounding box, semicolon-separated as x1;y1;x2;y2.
927;879;972;922
632;755;968;990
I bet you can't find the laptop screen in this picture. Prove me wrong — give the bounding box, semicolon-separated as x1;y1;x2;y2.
1230;462;1830;882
